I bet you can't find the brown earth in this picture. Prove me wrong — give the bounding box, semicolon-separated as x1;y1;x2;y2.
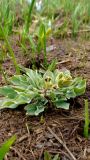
0;36;90;160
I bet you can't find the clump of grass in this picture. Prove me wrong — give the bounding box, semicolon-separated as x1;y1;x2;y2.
0;0;14;36
0;24;20;74
42;0;90;37
37;22;47;68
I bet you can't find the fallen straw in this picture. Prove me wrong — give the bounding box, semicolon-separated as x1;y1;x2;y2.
47;127;77;160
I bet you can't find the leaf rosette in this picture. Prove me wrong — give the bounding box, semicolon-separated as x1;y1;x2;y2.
0;68;86;116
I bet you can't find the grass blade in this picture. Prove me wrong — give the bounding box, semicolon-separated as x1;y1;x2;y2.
0;135;16;160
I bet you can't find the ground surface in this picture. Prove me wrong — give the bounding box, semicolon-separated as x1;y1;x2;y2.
0;36;90;160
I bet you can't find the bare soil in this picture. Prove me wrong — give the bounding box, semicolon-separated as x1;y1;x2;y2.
0;36;90;160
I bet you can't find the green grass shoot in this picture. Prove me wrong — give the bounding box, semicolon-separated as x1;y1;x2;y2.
84;99;89;138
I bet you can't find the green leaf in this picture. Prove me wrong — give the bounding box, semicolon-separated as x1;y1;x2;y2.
25;97;47;116
54;100;69;110
43;70;55;84
0;135;16;160
44;151;51;160
10;75;29;89
0;86;17;99
25;103;45;116
66;88;76;98
53;154;60;160
48;59;57;72
74;79;86;96
13;93;31;105
25;68;44;89
0;99;18;109
25;104;37;115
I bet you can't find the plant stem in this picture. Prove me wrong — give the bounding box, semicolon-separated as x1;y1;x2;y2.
43;24;47;68
0;24;20;74
84;99;89;138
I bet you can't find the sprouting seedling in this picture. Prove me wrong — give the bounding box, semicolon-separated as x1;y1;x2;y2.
84;99;89;138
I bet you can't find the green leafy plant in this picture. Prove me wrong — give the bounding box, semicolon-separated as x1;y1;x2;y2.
0;68;86;116
44;151;60;160
84;99;89;138
0;135;16;160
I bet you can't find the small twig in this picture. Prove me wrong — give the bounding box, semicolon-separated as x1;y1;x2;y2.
4;154;9;160
26;123;30;135
70;124;79;137
53;117;84;120
30;149;36;160
83;147;87;159
49;149;71;159
18;134;28;143
10;147;26;160
26;123;31;146
67;29;90;35
57;59;71;65
39;142;45;160
47;127;77;160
